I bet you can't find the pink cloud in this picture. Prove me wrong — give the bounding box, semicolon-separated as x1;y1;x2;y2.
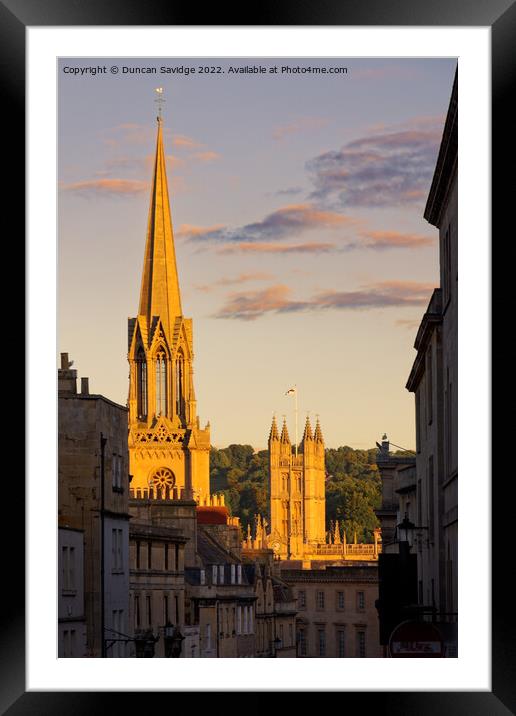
60;178;149;197
361;230;435;250
177;204;352;246
217;241;336;255
193;151;221;162
176;224;227;240
273;117;330;141
396;318;421;330
214;280;436;321
194;272;274;292
173;134;204;149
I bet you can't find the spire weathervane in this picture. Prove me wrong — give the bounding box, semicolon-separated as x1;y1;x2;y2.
155;87;165;121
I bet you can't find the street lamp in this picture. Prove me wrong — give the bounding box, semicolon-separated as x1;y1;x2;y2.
163;622;184;658
397;513;416;547
273;636;282;657
134;629;159;658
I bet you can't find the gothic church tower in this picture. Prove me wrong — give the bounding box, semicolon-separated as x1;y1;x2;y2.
127;112;210;500
268;415;325;559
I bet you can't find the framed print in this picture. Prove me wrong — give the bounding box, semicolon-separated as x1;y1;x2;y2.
6;0;511;710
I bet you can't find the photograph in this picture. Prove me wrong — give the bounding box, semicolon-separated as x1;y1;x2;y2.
57;56;458;660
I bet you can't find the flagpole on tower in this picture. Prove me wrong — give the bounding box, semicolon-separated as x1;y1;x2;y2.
285;386;298;458
295;385;298;458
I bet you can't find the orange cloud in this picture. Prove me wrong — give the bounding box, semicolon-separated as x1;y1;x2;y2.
273;117;330;141
173;134;204;149
217;242;336;255
177;204;352;246
60;178;149;197
194;272;274;292
361;230;435;250
214;280;436;321
396;318;421;330
216;285;296;321
193;151;221;162
176;224;227;240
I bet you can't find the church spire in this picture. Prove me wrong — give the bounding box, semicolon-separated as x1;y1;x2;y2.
138;111;182;342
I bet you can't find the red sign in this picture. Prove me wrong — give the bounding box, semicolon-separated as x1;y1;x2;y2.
389;620;443;658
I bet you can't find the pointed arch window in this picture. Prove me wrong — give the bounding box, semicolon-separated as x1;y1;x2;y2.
155;350;167;417
175;352;184;417
136;348;147;419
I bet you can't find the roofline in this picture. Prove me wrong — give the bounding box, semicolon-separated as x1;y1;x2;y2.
58;393;128;412
424;66;458;227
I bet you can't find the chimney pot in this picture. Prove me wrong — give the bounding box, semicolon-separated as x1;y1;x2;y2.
81;377;89;395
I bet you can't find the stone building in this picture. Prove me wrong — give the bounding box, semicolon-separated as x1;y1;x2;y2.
405;68;458;655
127;112;210;501
185;506;257;658
271;579;298;657
128;486;203;657
374;436;418;650
376;69;458;656
281;564;382;658
127;519;193;657
58;526;87;657
58;354;130;657
244;561;297;658
375;435;417;551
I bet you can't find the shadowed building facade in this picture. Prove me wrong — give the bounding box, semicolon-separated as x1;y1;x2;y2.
127;115;210;501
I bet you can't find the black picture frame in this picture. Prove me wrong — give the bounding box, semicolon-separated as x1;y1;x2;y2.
9;0;510;710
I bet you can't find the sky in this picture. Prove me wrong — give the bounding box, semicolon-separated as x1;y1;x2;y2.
58;57;457;450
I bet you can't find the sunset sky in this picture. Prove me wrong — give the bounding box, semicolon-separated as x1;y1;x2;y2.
58;57;456;450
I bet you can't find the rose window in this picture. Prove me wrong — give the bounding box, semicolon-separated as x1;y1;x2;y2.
150;467;175;489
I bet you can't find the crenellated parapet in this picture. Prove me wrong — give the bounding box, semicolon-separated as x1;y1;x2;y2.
198;493;226;507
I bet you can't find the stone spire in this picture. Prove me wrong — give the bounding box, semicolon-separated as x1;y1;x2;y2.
138;115;182;343
269;415;279;442
314;417;324;443
280;418;291;444
302;415;313;442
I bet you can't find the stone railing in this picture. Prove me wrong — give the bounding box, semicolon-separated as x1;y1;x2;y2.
310;543;382;558
129;488;226;504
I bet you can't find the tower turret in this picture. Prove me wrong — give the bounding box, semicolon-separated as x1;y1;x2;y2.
280;418;291;445
269;415;279;443
302;415;313;443
314;417;324;444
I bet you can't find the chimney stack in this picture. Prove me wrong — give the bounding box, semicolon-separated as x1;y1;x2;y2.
81;377;89;395
58;352;77;395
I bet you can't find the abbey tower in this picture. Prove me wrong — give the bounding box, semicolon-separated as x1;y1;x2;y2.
268;415;326;559
127;113;210;500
